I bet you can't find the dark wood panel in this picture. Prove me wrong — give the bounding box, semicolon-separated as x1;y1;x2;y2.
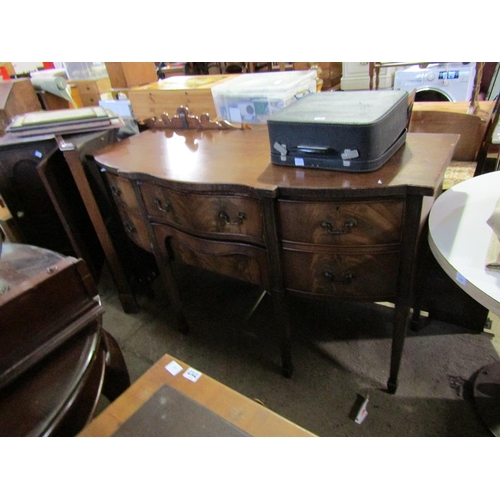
282;247;400;299
105;173;140;213
278;199;404;245
94;129;456;197
152;224;270;289
140;182;265;244
115;206;152;253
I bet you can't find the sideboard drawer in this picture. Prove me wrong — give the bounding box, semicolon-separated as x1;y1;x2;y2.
152;224;270;288
282;247;400;299
278;200;404;246
140;182;265;244
105;174;140;213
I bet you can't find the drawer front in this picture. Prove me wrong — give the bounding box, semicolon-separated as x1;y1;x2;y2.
79;93;100;107
106;174;140;212
152;224;270;288
74;81;99;94
278;200;404;246
140;183;264;244
282;248;399;299
117;207;152;253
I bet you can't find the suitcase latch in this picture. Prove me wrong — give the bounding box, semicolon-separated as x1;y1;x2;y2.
273;142;288;161
341;149;359;166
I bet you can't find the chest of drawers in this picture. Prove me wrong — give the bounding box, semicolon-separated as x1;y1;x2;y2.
93;127;458;393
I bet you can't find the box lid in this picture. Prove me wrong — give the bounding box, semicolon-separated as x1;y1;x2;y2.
211;71;317;98
267;90;409;125
135;75;235;91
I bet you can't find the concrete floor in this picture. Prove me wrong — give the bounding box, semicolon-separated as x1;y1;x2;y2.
95;263;500;437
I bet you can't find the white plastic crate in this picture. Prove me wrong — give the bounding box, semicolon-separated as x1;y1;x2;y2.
211;70;317;124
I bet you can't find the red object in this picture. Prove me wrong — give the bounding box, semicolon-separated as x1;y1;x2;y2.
0;66;11;80
43;62;55;69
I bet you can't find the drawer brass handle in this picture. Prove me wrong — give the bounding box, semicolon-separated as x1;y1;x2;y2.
320;218;357;235
154;197;172;212
123;221;136;234
323;271;354;284
110;185;121;197
219;211;247;226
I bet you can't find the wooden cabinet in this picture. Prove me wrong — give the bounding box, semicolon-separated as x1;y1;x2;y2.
93;128;458;393
105;62;158;89
70;78;111;107
127;75;236;121
341;62;396;90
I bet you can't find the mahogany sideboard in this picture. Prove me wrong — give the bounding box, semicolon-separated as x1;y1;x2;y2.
93;127;458;393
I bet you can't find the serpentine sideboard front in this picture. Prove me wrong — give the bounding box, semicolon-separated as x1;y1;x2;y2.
93;127;458;393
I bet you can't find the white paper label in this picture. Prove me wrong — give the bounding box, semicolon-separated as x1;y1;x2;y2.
165;360;183;376
355;397;369;424
183;367;203;382
229;107;242;123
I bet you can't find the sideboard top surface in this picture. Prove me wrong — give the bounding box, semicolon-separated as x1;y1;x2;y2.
93;126;458;197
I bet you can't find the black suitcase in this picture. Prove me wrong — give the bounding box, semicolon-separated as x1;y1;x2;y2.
267;90;409;172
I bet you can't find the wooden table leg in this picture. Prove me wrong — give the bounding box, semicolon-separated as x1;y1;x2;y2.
56;136;139;313
388;303;411;394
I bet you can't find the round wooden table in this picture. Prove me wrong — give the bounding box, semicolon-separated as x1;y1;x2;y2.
0;243;129;436
428;171;500;436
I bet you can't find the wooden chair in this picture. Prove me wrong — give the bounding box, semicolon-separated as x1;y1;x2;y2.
473;96;500;176
409;99;499;190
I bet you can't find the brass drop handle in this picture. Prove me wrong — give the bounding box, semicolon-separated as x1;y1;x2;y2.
320;218;357;235
154;197;172;212
123;221;136;234
219;211;247;226
323;271;354;284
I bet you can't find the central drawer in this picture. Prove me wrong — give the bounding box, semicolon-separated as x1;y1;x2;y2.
140;182;265;245
278;199;404;246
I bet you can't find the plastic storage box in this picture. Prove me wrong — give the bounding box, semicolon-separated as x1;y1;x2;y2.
211;71;317;124
63;62;108;80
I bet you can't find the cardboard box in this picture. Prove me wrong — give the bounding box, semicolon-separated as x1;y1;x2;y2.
128;74;237;121
0;79;42;132
105;62;158;89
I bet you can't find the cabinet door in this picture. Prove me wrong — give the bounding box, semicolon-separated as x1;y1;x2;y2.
152;223;270;289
